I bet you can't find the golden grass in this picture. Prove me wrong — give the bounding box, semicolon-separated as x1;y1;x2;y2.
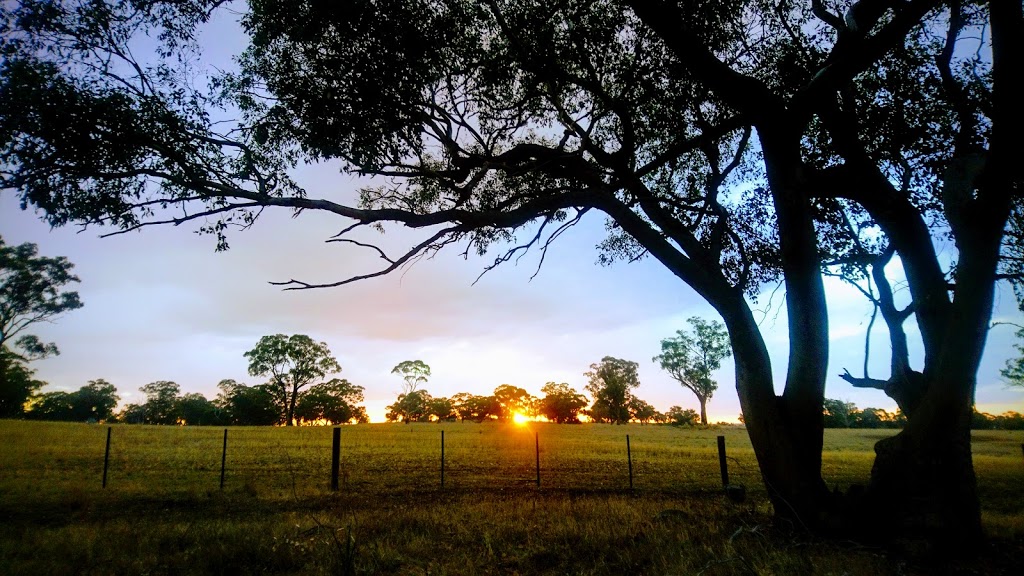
0;421;1021;575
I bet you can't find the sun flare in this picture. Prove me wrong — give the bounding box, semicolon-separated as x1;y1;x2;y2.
512;412;529;425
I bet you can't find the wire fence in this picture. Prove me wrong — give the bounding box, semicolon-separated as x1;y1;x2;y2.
1;422;772;500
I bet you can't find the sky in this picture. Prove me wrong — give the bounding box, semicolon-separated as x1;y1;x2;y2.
1;9;1021;423
2;170;1022;423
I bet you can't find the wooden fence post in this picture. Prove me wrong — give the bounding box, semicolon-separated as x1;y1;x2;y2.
102;426;112;488
331;427;341;491
627;434;634;490
220;429;228;490
717;435;729;488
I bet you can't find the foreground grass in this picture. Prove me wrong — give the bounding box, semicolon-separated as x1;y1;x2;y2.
1;421;1022;575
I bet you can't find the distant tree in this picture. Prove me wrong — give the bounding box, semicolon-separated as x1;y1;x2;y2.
852;408;899;429
1001;328;1024;387
426;396;456;422
450;392;476;422
138;381;181;424
71;379;120;421
26;390;75;421
245;334;341;426
0;353;45;418
537;382;588;424
118;403;146;424
462;394;502;422
386;389;431;423
630;398;657;424
175;392;219;425
666;406;699;427
971;409;995;430
993;412;1024;430
294;378;368;424
823;399;857;428
493;384;533;421
653;317;731;425
215;379;280;426
26;380;120;422
391;360;431;393
585;357;640;425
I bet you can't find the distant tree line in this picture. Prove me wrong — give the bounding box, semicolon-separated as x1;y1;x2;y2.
11;333;368;426
821;398;1024;430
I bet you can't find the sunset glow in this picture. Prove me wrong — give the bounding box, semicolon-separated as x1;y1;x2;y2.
512;412;530;425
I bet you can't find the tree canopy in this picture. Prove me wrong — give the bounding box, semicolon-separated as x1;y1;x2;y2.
391;360;431;394
0;235;82;417
244;334;341;426
654;316;732;425
0;235;82;359
537;382;588;424
1;0;1020;547
585;356;641;425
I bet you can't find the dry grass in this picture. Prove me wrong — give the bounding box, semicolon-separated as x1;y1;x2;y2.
1;421;1021;575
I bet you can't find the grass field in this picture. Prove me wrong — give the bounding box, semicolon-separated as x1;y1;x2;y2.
1;420;1022;575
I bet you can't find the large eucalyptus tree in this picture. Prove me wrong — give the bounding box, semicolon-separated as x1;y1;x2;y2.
1;0;1020;547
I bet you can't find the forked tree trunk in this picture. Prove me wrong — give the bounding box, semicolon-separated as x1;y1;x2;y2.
720;295;832;532
860;217;1004;551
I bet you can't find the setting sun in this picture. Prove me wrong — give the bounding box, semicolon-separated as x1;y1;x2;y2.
512;412;529;425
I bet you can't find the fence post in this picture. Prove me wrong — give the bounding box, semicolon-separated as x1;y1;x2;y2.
102;426;112;488
440;430;445;488
331;427;341;491
220;429;228;490
627;434;634;490
717;435;729;488
535;431;541;487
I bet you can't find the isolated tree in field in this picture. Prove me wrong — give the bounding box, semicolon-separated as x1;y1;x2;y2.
4;0;1021;547
537;382;589;424
245;334;341;426
294;378;368;424
391;360;430;394
654;317;732;425
585;357;640;425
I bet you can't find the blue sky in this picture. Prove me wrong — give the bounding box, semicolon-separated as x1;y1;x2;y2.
3;176;1022;423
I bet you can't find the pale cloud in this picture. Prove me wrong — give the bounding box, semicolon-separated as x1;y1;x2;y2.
2;192;1022;423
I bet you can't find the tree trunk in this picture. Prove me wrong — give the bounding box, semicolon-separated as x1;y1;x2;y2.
720;293;831;532
698;396;708;426
286;384;298;426
858;182;1008;552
